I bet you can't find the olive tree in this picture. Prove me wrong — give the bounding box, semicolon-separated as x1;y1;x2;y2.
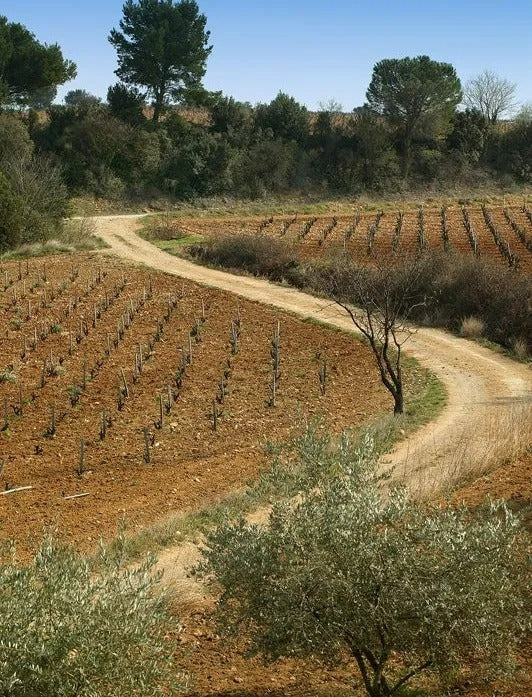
0;536;185;696
202;439;527;697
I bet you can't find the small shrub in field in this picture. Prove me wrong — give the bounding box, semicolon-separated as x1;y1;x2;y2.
59;217;106;251
0;367;16;384
0;535;184;696
147;212;186;241
459;315;485;338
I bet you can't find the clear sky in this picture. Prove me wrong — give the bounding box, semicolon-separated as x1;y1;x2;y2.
2;0;531;110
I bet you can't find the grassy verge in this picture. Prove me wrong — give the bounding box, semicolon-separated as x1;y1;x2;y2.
72;189;532;218
137;213;205;254
0;218;107;260
98;357;446;565
473;336;532;364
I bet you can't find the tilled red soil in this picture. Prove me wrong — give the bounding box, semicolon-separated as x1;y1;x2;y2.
177;615;531;697
0;253;389;556
171;204;532;272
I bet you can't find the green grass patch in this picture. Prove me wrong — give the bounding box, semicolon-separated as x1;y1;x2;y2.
137;213;205;254
147;235;205;255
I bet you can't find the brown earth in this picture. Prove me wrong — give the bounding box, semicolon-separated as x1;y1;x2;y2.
94;214;531;499
0;253;389;557
1;214;530;695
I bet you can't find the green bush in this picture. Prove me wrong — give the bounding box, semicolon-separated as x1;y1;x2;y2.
0;536;184;696
3;154;69;244
0;114;34;163
0;114;69;248
202;430;528;697
0;171;23;251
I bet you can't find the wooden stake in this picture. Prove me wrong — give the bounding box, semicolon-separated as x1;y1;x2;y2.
120;369;129;398
157;394;164;429
2;397;8;431
212;400;218;431
143;427;151;464
0;485;33;496
99;410;108;440
77;440;85;477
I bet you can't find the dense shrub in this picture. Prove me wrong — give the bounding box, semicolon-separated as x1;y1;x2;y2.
411;251;531;350
490;120;532;182
0;171;23;251
0;113;69;249
25;84;530;201
309;251;531;351
190;239;530;353
0;114;33;163
187;233;301;282
254;91;309;144
0;536;183;696
230;137;302;198
3;154;69;243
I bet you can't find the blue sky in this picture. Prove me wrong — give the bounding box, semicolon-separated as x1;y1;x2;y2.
2;0;531;110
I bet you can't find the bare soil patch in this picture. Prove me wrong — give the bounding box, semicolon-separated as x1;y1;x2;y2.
0;253;388;556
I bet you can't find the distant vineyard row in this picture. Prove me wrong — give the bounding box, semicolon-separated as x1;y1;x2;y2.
177;205;532;272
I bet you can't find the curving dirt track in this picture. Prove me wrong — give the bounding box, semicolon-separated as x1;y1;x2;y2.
93;215;531;596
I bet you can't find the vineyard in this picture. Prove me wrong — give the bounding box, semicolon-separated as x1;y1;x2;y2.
0;253;389;554
172;204;532;272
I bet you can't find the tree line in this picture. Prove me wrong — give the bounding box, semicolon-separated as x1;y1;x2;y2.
0;1;531;221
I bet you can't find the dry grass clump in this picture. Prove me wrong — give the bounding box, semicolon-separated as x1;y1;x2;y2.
1;218;107;259
512;337;529;360
403;402;532;499
187;233;301;283
460;315;485;338
146;212;187;241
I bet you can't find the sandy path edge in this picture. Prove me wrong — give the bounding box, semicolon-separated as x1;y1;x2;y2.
91;215;531;598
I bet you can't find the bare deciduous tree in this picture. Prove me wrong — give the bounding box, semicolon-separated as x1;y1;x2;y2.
316;260;426;415
463;70;517;123
317;98;343;113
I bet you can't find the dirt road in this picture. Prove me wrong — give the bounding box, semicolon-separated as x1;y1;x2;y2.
93;215;531;595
